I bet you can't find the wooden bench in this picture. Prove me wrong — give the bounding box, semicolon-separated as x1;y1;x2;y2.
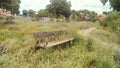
33;30;74;49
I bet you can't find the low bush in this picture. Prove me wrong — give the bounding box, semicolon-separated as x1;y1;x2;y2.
100;11;120;27
100;11;120;43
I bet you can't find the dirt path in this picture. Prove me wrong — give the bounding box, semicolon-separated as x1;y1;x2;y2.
79;27;96;37
79;27;119;50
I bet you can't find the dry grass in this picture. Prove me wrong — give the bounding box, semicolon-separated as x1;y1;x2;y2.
0;17;119;68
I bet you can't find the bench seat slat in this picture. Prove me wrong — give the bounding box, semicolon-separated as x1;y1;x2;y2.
39;38;74;48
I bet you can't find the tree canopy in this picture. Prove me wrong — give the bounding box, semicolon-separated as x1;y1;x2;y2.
37;9;48;17
100;0;120;11
79;10;97;22
0;0;21;14
28;9;36;17
22;10;28;16
46;0;71;18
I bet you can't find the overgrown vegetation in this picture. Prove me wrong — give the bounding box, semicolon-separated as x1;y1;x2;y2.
46;0;71;18
0;0;21;14
0;0;120;67
99;10;120;67
100;11;120;43
0;17;119;68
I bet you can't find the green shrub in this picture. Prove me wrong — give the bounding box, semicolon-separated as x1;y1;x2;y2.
110;19;120;43
100;11;120;43
100;11;120;27
109;19;120;32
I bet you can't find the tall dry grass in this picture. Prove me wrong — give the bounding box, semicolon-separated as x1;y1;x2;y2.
0;17;119;68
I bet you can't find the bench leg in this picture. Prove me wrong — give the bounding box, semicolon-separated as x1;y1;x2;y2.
70;40;73;44
43;38;49;48
35;40;45;51
34;40;39;52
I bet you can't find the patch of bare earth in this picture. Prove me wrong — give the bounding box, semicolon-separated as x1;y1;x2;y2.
79;27;96;37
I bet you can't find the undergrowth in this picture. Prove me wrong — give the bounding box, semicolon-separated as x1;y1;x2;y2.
0;18;119;68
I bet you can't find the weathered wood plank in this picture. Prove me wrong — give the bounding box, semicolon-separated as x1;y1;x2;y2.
33;30;67;39
39;38;74;48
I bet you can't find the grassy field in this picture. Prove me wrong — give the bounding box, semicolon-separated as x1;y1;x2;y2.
0;18;119;68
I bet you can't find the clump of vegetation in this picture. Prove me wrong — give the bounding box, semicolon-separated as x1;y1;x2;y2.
85;39;94;51
46;0;71;18
0;0;120;67
0;17;119;68
82;53;97;68
114;49;120;67
100;11;120;43
100;11;120;27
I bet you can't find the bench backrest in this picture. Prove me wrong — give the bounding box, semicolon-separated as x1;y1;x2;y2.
33;30;67;39
54;30;67;35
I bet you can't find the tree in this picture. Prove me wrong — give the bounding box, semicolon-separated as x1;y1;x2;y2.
78;9;97;22
89;11;97;22
100;0;120;11
28;9;35;17
46;0;71;18
0;0;11;8
69;10;81;21
9;0;21;14
23;10;28;16
38;9;48;17
0;0;21;14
